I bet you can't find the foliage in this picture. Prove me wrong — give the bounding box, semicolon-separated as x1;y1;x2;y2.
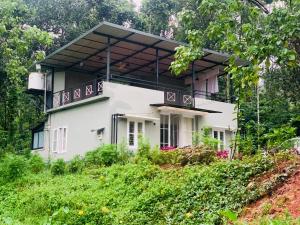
24;0;142;49
149;146;182;165
28;154;45;174
0;154;290;224
171;0;300;156
68;155;84;174
179;145;216;165
193;127;220;150
50;159;66;175
263;125;296;150
0;154;28;183
85;144;132;167
137;136;151;159
0;0;52;153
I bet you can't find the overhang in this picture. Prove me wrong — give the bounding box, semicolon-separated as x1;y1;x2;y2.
120;114;160;121
150;104;222;116
40;21;245;78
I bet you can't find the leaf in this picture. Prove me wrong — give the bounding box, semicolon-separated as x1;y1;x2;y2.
220;209;238;222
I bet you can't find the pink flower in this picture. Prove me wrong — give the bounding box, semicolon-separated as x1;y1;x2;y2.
216;150;229;159
160;146;177;151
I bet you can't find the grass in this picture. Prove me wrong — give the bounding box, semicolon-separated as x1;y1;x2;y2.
0;154;296;225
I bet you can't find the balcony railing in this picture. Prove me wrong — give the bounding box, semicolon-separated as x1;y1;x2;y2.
52;79;103;108
50;75;234;109
194;90;235;103
110;74;195;107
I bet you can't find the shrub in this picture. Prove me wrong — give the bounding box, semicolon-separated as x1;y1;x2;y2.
0;154;28;183
51;159;66;175
28;154;45;174
263;126;296;150
137;136;151;159
85;144;119;167
117;141;133;164
217;150;229;159
98;145;119;166
68;155;84;173
179;146;216;166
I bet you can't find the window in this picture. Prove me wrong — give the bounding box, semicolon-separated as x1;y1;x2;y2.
160;115;169;147
212;129;226;150
129;121;135;147
127;120;144;149
52;127;67;153
160;114;179;148
33;131;44;149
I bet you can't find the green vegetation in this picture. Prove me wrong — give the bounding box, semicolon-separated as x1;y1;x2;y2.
0;146;297;225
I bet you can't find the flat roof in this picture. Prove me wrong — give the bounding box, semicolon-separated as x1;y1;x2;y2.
40;21;243;78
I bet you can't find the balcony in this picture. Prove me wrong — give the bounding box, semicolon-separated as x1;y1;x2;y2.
50;75;232;110
52;79;103;108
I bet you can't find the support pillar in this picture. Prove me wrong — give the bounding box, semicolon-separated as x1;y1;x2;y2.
106;37;111;81
226;73;230;102
156;49;159;87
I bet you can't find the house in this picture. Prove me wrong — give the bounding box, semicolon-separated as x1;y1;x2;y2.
29;22;238;160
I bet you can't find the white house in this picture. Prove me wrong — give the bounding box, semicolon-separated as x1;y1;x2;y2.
29;22;238;160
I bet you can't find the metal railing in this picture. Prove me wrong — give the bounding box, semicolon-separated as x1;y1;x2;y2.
50;74;234;109
52;78;103;108
194;90;235;103
110;74;195;107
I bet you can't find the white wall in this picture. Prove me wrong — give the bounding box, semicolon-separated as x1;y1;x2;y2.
53;71;65;92
39;81;237;160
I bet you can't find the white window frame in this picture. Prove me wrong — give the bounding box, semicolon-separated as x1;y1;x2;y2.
52;127;68;154
212;128;226;150
127;120;145;150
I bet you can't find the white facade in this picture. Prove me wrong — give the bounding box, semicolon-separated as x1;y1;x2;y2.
35;80;237;161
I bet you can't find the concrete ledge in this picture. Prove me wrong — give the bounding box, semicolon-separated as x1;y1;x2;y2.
47;95;110;113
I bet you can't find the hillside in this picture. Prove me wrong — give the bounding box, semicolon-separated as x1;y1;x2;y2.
0;152;299;225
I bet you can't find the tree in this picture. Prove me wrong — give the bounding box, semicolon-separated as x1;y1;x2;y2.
24;0;142;49
171;0;299;156
0;0;52;152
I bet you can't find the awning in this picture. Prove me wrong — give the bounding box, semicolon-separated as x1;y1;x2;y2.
120;114;160;121
40;22;245;79
150;104;221;116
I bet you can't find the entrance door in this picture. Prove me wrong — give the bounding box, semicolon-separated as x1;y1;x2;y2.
160;114;179;148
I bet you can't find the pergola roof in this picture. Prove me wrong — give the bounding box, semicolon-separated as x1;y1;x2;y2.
41;21;238;78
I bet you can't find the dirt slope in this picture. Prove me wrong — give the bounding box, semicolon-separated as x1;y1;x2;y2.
242;167;300;221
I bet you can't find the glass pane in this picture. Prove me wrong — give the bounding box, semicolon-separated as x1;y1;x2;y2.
38;131;44;148
33;132;39;149
213;131;218;139
138;122;143;134
129;121;134;133
220;132;224;141
129;134;134;146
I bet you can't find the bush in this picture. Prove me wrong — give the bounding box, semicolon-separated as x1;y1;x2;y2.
51;159;66;175
118;141;133;165
263;126;296;150
68;155;84;173
85;144;119;167
28;154;45;174
137;136;151;159
179;146;216;166
0;154;28;183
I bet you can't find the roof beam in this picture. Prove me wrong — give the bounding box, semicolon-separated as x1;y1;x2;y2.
92;40;163;74
122;52;174;76
65;32;135;70
93;31;175;54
